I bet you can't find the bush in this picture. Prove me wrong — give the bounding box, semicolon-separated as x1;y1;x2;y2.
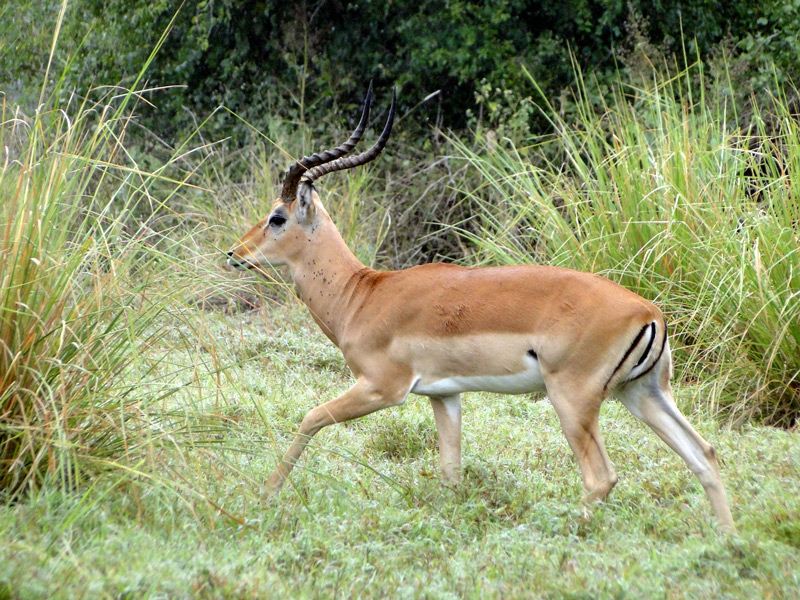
3;1;797;142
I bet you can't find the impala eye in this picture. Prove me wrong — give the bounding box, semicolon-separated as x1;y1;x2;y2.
268;214;287;228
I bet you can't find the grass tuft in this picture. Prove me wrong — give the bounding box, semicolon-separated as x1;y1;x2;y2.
0;79;275;503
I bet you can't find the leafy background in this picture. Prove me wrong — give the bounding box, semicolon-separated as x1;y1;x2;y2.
3;0;798;141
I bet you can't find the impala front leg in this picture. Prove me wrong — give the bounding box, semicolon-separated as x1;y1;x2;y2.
267;377;405;493
430;395;462;482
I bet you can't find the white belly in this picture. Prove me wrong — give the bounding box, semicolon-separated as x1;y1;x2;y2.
412;353;545;397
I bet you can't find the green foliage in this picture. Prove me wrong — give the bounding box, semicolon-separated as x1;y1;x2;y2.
0;66;267;498
4;0;797;141
0;2;60;103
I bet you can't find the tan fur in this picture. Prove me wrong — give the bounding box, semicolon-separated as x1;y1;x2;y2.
227;185;735;532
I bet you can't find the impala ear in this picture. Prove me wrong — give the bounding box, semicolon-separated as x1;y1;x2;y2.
296;181;317;224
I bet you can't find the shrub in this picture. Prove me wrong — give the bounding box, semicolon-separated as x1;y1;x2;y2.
3;0;795;141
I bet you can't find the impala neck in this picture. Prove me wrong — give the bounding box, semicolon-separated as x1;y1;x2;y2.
287;219;367;346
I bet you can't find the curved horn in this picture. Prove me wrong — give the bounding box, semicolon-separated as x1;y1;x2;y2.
302;87;396;184
280;82;374;201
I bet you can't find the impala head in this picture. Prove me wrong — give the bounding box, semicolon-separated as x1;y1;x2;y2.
226;84;396;271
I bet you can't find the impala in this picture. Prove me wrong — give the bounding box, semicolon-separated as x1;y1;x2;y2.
227;86;735;531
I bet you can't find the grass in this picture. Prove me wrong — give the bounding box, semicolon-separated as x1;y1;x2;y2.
0;45;273;504
1;303;799;599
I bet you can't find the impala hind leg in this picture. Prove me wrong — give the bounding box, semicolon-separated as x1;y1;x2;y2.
618;377;735;532
267;378;407;493
548;386;619;505
429;395;462;482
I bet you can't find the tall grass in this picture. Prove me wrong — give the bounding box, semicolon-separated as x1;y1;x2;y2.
0;78;239;498
452;63;799;426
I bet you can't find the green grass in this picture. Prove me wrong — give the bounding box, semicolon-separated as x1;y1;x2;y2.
1;303;799;599
0;36;269;502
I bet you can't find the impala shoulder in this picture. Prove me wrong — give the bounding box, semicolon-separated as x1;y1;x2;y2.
342;266;389;303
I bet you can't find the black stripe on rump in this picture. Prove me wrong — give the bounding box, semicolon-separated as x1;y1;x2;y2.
527;349;538;360
626;320;668;383
634;322;656;368
604;323;649;390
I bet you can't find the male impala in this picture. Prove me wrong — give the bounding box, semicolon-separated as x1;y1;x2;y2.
227;86;735;531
